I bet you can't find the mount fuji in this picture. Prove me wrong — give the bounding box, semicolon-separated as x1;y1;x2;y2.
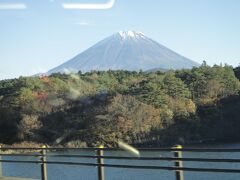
47;31;199;74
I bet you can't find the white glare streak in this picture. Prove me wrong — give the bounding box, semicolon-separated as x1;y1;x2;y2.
62;0;115;10
118;141;140;157
0;3;27;10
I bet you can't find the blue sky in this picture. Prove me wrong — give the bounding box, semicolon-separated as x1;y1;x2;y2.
0;0;240;80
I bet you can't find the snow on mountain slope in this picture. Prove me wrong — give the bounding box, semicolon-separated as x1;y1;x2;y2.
47;31;199;74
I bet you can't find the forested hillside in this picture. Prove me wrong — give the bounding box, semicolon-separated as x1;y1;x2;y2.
0;63;240;147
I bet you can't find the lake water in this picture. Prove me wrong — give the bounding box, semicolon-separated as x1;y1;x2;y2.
2;142;240;180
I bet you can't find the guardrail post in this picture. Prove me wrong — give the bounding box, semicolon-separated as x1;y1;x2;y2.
0;145;2;177
173;145;184;180
41;145;47;180
97;145;105;180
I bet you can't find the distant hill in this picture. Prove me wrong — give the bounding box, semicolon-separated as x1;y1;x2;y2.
47;31;199;74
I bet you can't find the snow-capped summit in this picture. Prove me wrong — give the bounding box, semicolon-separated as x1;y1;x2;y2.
117;30;146;39
47;31;199;74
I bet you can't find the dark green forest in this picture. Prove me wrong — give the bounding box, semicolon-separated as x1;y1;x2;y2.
0;63;240;147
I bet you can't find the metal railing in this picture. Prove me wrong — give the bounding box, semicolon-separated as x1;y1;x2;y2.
1;145;240;180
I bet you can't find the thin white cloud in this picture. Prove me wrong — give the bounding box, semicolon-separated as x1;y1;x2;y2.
31;67;47;74
0;3;27;10
75;20;91;26
62;0;115;10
